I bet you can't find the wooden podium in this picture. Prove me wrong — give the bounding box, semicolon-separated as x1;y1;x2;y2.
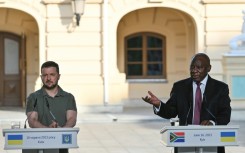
160;125;239;153
2;128;79;153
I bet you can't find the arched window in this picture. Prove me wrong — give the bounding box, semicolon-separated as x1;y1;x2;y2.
125;33;166;79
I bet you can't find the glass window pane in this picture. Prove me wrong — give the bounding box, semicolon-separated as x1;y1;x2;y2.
127;50;142;62
128;64;142;75
147;64;162;75
147;50;162;61
147;36;162;48
127;36;142;48
4;38;19;75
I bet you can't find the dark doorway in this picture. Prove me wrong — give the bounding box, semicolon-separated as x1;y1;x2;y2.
0;32;26;106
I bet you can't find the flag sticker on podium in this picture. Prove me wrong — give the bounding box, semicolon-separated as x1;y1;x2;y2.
170;132;185;142
62;134;72;144
220;131;236;142
7;134;23;145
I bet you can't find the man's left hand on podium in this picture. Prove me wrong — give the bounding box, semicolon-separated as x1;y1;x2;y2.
200;120;214;126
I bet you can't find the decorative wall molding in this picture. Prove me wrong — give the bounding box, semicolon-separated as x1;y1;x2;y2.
42;0;102;4
0;0;6;4
202;0;245;4
42;0;70;4
148;0;163;3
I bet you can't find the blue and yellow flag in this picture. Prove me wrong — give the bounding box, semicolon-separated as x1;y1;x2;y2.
8;134;23;145
220;131;235;142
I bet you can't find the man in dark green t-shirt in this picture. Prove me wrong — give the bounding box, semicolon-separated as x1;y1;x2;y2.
25;61;77;153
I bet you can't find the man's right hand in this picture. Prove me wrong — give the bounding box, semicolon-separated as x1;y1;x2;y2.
49;121;58;128
142;91;161;108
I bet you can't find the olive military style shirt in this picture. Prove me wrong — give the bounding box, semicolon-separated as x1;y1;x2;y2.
26;86;77;127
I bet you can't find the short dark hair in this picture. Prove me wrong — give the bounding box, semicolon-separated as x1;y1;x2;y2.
194;53;210;65
41;61;59;73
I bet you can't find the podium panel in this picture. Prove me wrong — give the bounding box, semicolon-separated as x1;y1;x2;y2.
160;125;239;147
2;128;79;150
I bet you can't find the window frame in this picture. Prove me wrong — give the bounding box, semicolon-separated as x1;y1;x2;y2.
125;32;166;80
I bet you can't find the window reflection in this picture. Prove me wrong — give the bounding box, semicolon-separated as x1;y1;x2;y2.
127;36;142;48
147;36;162;48
4;38;19;75
128;64;142;76
147;50;162;62
147;64;162;75
128;50;142;62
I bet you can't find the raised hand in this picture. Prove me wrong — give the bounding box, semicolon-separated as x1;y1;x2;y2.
142;91;161;107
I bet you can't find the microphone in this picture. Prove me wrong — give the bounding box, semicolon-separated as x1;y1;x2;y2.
185;106;191;126
24;98;38;128
45;98;58;123
203;94;217;124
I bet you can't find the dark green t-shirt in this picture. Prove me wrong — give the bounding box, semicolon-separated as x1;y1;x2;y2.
26;86;77;127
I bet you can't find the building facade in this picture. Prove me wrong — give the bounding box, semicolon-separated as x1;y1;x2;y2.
0;0;245;112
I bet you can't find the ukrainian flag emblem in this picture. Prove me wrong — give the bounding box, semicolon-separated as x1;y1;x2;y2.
170;132;185;142
220;131;236;142
62;134;72;144
7;134;23;145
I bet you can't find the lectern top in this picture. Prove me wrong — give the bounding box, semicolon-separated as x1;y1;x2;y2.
160;125;239;147
2;127;79;149
2;127;79;136
160;125;239;134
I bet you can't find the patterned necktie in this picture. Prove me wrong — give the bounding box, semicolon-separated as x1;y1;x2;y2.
193;82;202;125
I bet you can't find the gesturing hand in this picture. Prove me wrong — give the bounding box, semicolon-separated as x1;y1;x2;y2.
142;91;161;107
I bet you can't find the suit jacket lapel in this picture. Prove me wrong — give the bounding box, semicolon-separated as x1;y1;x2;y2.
203;75;214;106
201;75;217;123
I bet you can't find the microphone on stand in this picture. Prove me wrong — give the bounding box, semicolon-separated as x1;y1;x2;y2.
185;106;191;126
24;98;38;128
203;94;217;124
45;98;58;124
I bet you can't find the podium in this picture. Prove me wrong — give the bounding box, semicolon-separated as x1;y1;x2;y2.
2;128;79;153
160;125;239;153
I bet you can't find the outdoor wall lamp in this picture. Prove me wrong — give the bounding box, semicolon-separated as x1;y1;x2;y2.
71;0;85;26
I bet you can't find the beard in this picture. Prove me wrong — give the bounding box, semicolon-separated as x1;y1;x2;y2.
43;82;58;90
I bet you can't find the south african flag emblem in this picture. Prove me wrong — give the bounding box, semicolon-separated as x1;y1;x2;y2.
170;132;185;143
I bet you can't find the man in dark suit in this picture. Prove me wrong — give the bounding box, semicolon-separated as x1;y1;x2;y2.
142;53;231;153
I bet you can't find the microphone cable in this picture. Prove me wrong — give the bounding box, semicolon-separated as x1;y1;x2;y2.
45;97;58;124
203;94;217;124
185;106;192;126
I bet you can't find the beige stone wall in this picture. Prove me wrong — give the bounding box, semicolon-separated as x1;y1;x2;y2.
110;0;204;102
44;1;104;105
117;7;195;99
42;0;205;105
0;0;244;109
204;2;245;81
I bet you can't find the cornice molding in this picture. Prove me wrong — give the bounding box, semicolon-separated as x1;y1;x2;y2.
42;0;102;4
202;0;245;4
42;0;69;4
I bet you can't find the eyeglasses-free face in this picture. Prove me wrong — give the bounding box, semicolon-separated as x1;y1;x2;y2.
40;67;60;90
